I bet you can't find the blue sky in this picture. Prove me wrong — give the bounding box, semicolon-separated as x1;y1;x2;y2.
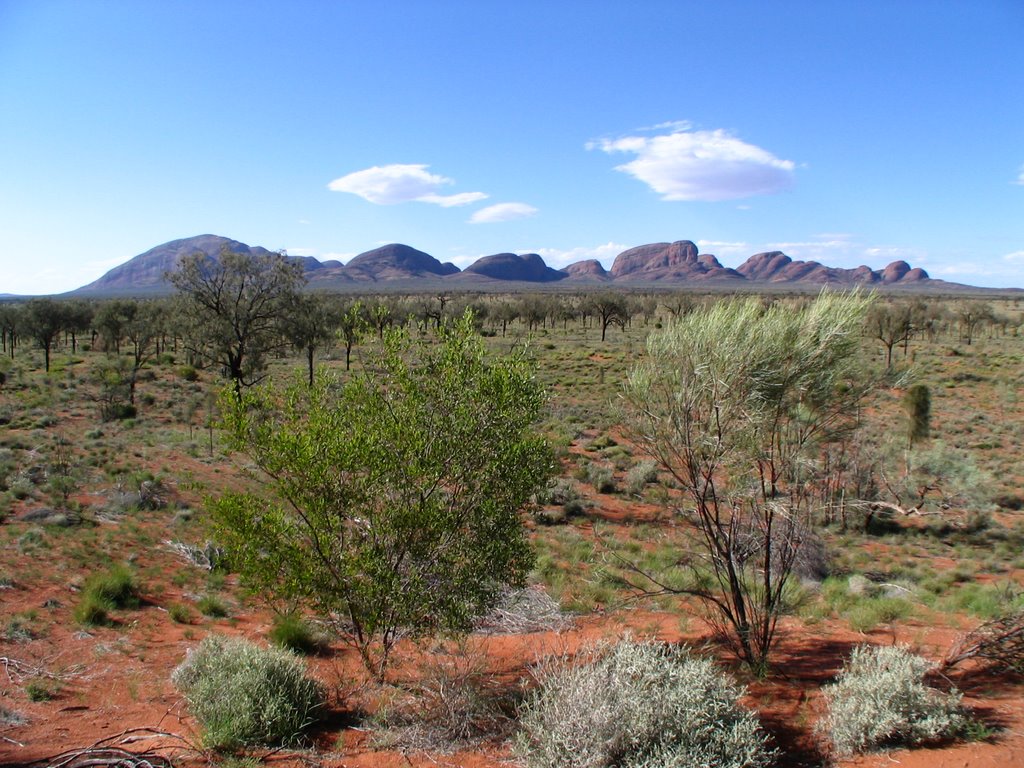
2;1;1022;294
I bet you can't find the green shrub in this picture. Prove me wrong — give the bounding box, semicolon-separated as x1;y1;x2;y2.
74;564;140;626
83;564;140;609
168;602;194;624
74;590;114;626
583;462;616;494
516;639;774;768
177;364;199;382
820;644;964;755
172;635;325;749
25;679;56;702
624;459;659;496
196;594;229;618
269;612;321;655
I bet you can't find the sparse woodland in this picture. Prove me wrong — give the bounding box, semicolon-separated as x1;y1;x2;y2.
2;272;1024;767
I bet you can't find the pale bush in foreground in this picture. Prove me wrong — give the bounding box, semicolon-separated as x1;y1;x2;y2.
172;635;324;749
515;640;774;768
820;644;963;756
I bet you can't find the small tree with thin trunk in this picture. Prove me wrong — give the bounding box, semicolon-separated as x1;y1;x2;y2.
622;291;874;673
24;298;68;372
283;293;336;385
212;312;553;680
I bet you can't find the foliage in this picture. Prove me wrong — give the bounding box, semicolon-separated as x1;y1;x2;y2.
196;594;229;618
74;563;141;625
516;639;775;768
904;383;931;447
622;290;874;671
167;248;305;394
268;612;322;655
23;298;70;372
172;635;324;750
281;292;337;385
213;312;553;678
820;644;964;755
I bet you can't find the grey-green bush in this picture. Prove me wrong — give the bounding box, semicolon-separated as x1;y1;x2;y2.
516;639;774;768
172;635;324;749
820;644;964;755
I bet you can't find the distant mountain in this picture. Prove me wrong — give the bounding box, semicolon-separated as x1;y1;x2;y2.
609;241;743;282
460;252;566;282
73;235;278;296
67;234;974;296
562;259;609;280
341;243;459;281
736;251;930;285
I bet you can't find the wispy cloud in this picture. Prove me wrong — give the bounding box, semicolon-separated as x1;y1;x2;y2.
470;202;538;223
588;124;795;201
1004;250;1024;262
327;164;487;207
1014;164;1024;185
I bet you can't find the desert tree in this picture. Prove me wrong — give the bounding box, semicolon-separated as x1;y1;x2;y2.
0;303;22;359
63;300;94;354
586;292;630;341
211;311;553;679
956;301;994;346
94;299;138;354
23;298;71;372
122;301;166;404
335;299;366;371
621;291;874;672
366;298;396;340
282;292;337;385
868;302;914;370
167;248;305;395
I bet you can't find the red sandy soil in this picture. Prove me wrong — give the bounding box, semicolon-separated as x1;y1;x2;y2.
3;396;1023;767
4;559;1024;768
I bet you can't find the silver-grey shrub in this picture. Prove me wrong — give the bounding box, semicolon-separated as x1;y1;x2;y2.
172;635;325;750
820;644;963;756
516;639;775;768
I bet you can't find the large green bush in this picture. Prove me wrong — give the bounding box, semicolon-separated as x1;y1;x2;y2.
172;635;325;750
516;639;775;768
820;644;964;755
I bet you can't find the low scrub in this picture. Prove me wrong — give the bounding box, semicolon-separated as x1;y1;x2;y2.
516;639;774;768
73;564;140;626
172;635;325;750
820;644;964;755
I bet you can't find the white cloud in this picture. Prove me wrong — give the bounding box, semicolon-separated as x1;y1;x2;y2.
1004;250;1024;262
589;126;795;201
469;202;538;224
1014;165;1024;185
283;247;317;257
529;242;630;269
417;191;490;207
327;163;487;207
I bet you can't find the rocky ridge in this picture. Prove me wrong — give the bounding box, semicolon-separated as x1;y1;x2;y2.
68;234;954;297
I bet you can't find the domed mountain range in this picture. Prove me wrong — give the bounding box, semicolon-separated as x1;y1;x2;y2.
68;235;960;297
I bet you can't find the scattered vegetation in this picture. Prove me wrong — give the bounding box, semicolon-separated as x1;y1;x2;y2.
172;634;325;750
0;288;1021;764
820;644;964;755
516;639;775;768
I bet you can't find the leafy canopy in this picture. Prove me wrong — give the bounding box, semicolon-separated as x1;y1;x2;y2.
212;311;553;678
